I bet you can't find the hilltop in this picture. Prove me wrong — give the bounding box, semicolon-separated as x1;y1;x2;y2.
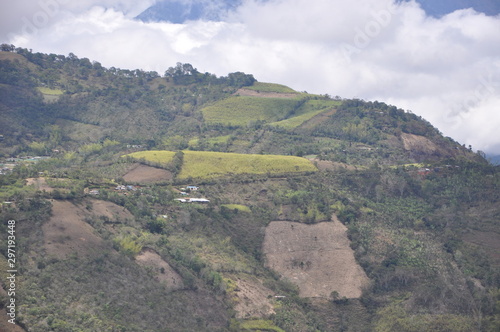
0;47;499;332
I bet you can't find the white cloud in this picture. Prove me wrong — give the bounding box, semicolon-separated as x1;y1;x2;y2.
2;0;500;154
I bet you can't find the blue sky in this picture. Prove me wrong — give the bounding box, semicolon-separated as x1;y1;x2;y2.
1;0;499;154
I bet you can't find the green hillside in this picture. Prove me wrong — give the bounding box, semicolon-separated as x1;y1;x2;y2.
0;47;499;332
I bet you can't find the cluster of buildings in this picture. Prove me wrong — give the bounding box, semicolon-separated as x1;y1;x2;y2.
175;185;210;203
115;185;138;191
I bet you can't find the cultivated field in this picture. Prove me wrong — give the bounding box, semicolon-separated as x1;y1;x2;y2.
123;163;173;183
124;150;317;179
179;151;317;179
125;150;176;164
201;96;301;126
269;99;342;129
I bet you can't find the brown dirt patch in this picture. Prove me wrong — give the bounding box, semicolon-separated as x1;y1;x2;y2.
231;275;275;319
400;133;438;153
87;198;134;222
135;248;184;291
263;216;369;299
42;200;129;259
0;284;25;331
235;88;298;99
123;163;173;183
0;309;26;332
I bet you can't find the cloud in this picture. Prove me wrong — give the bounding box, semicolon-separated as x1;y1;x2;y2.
2;0;500;154
0;0;156;41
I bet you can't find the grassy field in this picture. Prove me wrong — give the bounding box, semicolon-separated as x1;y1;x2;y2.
245;82;298;94
239;319;286;332
201;96;301;126
269;99;342;129
179;151;316;179
125;150;176;164
221;204;252;213
124;150;317;179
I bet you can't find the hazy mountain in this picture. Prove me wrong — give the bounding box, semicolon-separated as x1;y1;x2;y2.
136;0;242;23
136;0;500;24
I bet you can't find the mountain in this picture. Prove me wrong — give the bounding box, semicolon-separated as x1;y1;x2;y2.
136;0;500;24
136;0;242;23
0;47;499;332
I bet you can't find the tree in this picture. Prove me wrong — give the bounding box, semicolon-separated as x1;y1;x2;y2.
227;72;256;88
0;44;15;52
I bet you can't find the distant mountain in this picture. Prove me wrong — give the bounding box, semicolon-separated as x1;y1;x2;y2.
488;154;500;165
136;0;242;23
136;0;500;24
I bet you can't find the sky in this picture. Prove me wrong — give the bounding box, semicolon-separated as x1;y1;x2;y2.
1;0;499;155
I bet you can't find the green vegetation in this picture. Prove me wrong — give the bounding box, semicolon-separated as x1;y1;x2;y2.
239;319;286;332
221;204;251;213
269;99;341;129
245;82;298;94
201;96;302;126
114;235;143;257
179;150;316;179
188;135;232;149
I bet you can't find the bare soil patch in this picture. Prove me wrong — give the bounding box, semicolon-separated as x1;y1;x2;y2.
43;200;129;259
123;163;173;183
87;198;134;222
231;275;275;319
135;248;184;291
400;133;438;153
263;216;369;299
0;284;26;331
0;309;26;332
235;88;298;99
26;178;60;193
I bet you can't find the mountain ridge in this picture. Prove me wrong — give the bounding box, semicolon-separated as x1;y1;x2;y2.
0;46;499;332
